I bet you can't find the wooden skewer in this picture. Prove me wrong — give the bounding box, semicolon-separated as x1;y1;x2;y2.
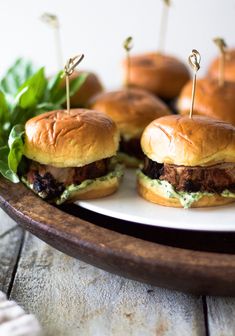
158;0;171;53
63;54;84;113
213;37;227;87
188;49;201;119
123;36;133;88
41;13;63;69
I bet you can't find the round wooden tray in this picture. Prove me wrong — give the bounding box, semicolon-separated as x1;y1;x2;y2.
1;176;235;296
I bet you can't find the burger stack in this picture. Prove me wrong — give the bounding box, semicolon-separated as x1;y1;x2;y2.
90;88;170;167
22;109;123;204
18;13;235;210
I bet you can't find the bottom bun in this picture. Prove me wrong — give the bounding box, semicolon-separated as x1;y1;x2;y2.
137;174;235;208
65;177;119;203
117;152;142;168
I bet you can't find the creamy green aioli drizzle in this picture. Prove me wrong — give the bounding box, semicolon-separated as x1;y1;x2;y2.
138;171;235;209
57;165;123;204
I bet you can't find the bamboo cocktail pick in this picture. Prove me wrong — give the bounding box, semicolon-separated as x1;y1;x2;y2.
213;37;227;87
63;55;84;113
188;49;201;118
123;36;133;87
158;0;171;53
41;13;63;69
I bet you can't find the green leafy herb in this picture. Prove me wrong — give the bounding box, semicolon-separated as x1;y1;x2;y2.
0;91;9;146
8;125;25;174
0;91;8;123
0;146;19;182
18;68;47;109
50;72;88;105
0;58;36;96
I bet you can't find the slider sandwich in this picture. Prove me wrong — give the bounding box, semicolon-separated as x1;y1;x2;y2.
123;53;190;102
22;109;122;204
178;78;235;126
90;88;171;167
138;115;235;208
208;48;235;83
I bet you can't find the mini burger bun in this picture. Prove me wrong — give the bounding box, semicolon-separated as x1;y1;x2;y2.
141;115;235;167
178;78;235;126
137;176;235;208
65;175;120;202
208;49;235;83
123;53;190;100
61;70;103;107
24;109;119;168
90;88;171;139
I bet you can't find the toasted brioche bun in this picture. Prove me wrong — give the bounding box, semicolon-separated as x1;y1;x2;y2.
90;88;171;139
137;175;235;208
62;175;120;202
24;109;119;168
61;70;103;107
141;115;235;166
123;53;190;100
208;49;235;83
178;78;235;126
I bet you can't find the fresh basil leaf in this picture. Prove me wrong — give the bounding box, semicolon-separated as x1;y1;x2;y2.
69;72;88;96
50;72;88;105
8;124;25;174
0;146;19;182
0;91;10;146
13;87;28;109
35;102;61;115
0;137;5;147
0;59;36;96
8;124;24;147
48;70;64;94
3;92;16;112
42;71;64;107
0;91;9;124
0;146;8;160
17;68;47;109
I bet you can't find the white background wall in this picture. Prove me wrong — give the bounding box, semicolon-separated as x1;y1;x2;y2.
0;0;234;88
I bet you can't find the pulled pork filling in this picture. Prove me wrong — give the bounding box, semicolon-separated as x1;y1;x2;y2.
25;158;111;200
119;137;144;160
142;157;235;194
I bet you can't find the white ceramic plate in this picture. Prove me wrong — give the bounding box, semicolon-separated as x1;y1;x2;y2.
76;169;235;232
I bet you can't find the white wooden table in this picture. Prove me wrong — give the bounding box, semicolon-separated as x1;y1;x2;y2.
1;208;235;336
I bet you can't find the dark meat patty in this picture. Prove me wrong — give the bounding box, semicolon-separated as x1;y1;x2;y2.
32;172;65;200
119;137;144;160
25;158;110;200
143;157;235;194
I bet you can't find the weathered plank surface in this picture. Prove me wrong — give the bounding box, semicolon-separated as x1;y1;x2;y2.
10;233;206;336
0;209;23;294
207;297;235;336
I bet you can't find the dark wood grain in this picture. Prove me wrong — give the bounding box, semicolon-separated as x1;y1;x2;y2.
1;176;235;296
61;203;235;254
